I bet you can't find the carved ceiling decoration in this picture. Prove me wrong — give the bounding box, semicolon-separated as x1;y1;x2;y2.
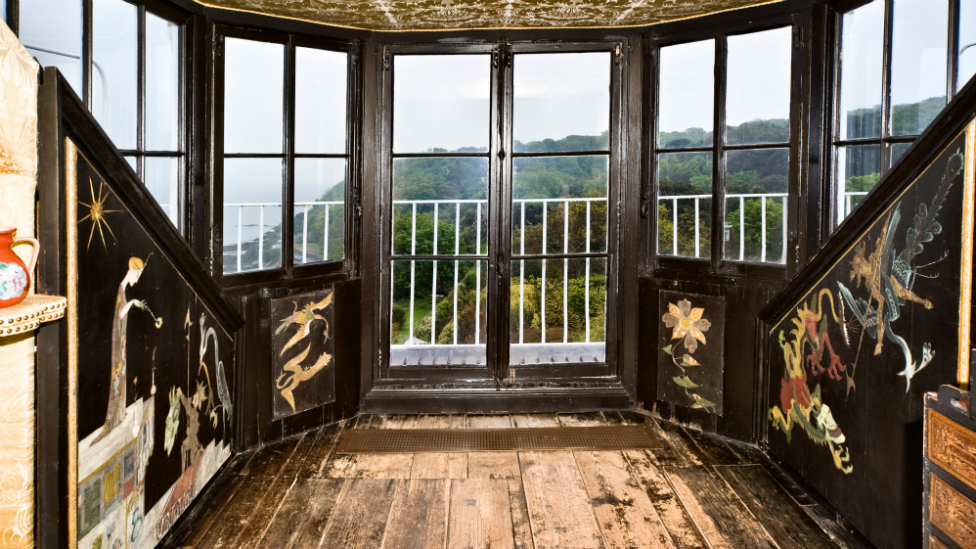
194;0;784;32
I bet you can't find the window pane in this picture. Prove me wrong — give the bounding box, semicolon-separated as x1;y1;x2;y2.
512;156;608;256
92;0;138;149
836;144;881;221
123;155;138;173
513;52;610;152
393;55;490;153
390;259;488;367
145;157;179;226
724;149;789;263
222;158;283;274
959;0;976;91
727;28;792;145
509;257;606;364
890;141;912;166
295;48;347;154
839;0;884;140
294;158;346;264
21;0;83;95
392;157;489;257
224;39;284;154
657;152;712;259
658;40;715;149
146;13;180;152
890;0;948;136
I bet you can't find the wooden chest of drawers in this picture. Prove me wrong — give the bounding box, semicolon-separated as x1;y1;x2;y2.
925;386;976;549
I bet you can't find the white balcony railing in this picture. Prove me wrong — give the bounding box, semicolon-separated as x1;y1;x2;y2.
658;192;789;263
389;197;609;365
224;201;342;273
843;191;869;218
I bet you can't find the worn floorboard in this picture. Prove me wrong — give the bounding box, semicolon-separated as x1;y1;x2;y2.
574;450;676;549
319;479;399;549
169;413;874;549
447;478;516;549
664;465;775;549
382;479;449;549
519;450;606;549
717;465;835;549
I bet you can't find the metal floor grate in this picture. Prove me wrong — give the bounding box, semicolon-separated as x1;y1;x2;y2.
336;426;661;454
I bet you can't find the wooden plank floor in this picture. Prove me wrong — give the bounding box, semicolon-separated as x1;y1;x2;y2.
162;412;874;549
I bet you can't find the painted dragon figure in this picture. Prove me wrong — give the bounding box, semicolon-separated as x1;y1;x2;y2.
275;291;334;411
769;289;853;474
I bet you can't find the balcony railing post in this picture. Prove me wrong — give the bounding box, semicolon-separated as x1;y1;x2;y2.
781;196;788;264
476;201;481;345
694;198;700;258
563;201;569;344
453;203;460;346
409;203;417;342
541;204;547;344
237;205;242;273
520;201;525;345
585;200;591;343
672;198;678;256
761;197;767;263
324;205;330;261
432;203;438;345
258;205;265;270
739;196;745;261
302;204;309;264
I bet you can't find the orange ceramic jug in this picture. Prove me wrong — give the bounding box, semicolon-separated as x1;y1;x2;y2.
0;228;39;308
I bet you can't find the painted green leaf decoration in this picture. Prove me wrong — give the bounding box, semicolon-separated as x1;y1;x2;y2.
692;396;716;409
663;344;673;355
673;375;698;388
211;411;218;428
681;354;701;367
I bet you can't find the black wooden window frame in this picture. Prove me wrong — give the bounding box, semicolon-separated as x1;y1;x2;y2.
646;13;805;280
828;0;969;230
213;25;360;289
11;0;190;233
373;41;626;387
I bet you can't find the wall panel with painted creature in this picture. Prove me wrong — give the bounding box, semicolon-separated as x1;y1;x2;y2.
67;141;237;549
764;125;975;549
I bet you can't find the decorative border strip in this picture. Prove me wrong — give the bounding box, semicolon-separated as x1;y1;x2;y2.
958;118;975;388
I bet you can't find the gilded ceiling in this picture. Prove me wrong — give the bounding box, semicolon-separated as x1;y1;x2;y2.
194;0;784;32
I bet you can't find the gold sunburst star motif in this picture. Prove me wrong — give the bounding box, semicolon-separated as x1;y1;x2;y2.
78;177;120;251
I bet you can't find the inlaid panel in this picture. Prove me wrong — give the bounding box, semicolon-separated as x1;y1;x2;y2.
929;409;976;492
930;475;976;548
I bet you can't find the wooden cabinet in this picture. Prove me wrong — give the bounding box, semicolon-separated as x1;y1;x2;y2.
925;386;976;549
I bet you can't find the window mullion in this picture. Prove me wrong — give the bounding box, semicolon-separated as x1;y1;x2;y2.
283;38;297;275
949;0;961;100
880;0;894;171
137;5;146;181
488;43;512;380
712;35;728;269
83;0;93;109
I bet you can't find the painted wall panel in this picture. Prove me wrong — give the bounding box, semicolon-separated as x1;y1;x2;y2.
765;125;975;549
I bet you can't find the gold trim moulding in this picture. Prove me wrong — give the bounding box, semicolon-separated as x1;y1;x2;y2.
0;295;67;337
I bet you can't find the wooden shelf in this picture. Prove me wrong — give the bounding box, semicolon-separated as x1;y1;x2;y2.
0;295;67;337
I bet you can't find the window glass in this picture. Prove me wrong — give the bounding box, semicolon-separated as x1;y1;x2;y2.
224;38;284;154
295;48;347;154
145;157;180;226
21;0;83;94
92;0;138;149
513;52;610;152
890;0;948;136
838;0;884;140
145;13;180;152
512;156;608;256
726;28;792;145
391;157;488;257
223;158;283;273
959;0;976;90
393;55;490;153
657;152;713;259
724;149;789;263
658;40;715;149
836;144;881;219
890;141;912;166
294;158;346;264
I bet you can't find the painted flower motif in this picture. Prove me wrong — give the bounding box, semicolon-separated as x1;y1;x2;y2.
662;299;711;354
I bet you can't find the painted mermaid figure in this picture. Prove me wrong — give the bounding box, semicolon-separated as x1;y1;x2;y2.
93;256;160;443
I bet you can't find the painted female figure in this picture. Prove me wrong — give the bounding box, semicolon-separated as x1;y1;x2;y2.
93;256;153;443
